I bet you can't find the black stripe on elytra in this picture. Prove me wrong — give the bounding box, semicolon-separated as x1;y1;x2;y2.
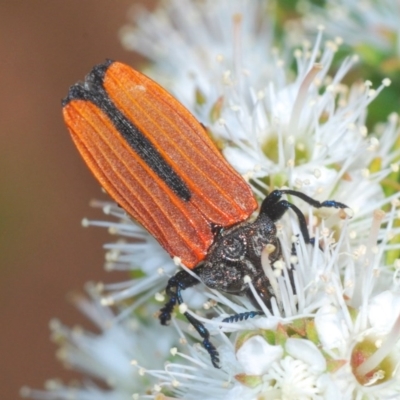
63;60;191;202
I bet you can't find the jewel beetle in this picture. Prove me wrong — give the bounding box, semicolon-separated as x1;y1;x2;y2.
63;60;348;368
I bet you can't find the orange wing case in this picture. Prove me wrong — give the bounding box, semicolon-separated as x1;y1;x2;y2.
62;60;257;268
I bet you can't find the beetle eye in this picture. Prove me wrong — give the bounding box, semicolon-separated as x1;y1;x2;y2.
222;236;246;261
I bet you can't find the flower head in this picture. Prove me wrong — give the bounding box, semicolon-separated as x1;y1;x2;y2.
300;0;400;58
136;210;400;400
21;285;176;400
25;0;400;399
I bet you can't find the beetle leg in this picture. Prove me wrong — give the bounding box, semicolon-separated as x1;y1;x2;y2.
159;270;196;325
159;268;220;368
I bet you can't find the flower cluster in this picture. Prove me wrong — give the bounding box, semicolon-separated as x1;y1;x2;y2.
299;0;400;57
23;0;400;399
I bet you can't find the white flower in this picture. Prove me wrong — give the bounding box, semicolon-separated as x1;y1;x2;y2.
299;0;400;57
21;285;176;399
136;210;400;400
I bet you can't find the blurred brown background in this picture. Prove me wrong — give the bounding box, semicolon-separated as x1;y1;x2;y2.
0;1;154;398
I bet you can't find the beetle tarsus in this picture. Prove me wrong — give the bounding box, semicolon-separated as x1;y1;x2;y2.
159;297;176;325
203;338;220;368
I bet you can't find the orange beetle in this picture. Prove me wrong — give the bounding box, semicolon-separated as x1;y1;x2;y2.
63;60;348;367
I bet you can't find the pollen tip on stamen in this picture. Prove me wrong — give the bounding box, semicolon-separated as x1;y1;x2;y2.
108;226;118;235
321;227;330;237
155;292;165;302
89;199;99;207
390;163;399;172
101;296;114;306
94;281;104;292
56;348;67;361
217;118;226;126
173;256;182;266
172;379;180;388
371;246;379;255
273;269;282;277
273;260;284;269
178;303;188;314
335;36;343;45
265;243;276;254
170;347;178;356
257;90;265;100
104;262;113;271
276;59;285;67
243;275;252;283
19;387;31;398
105;250;119;262
44;379;61;390
313;168;321;178
103;205;112;215
203;301;210;310
153;385;162;393
233;12;242;24
81;218;89;227
179;337;187;345
361;168;370;178
49;318;61;331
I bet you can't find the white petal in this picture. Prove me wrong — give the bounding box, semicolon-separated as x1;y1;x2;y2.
237;335;283;375
286;338;326;372
368;291;400;332
316;374;342;400
315;305;348;350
